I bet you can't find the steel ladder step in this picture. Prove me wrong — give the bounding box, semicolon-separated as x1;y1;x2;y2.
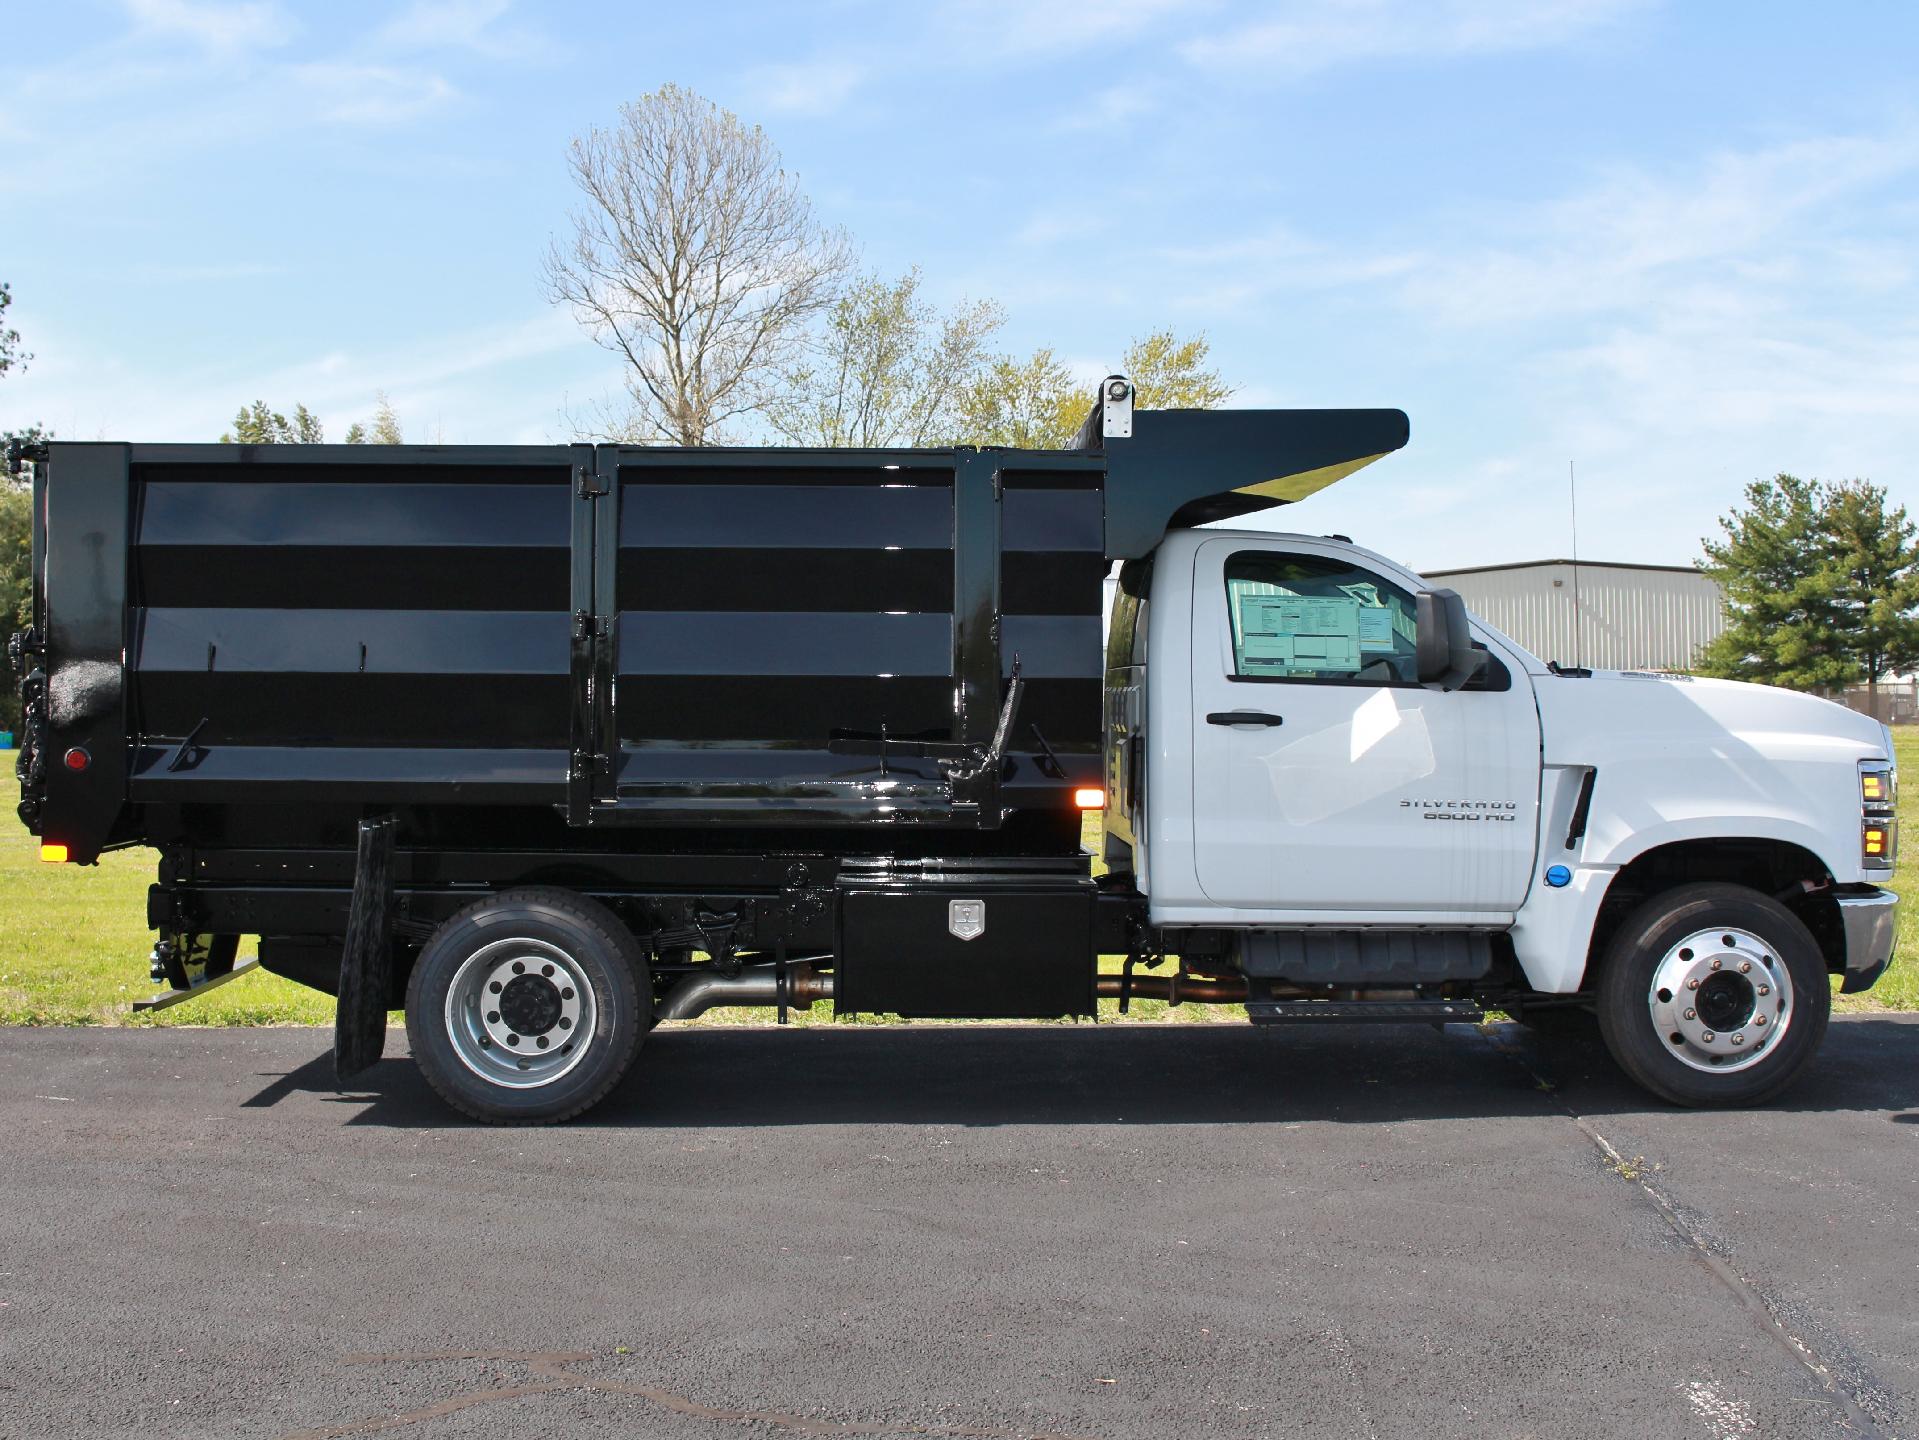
1245;1000;1484;1025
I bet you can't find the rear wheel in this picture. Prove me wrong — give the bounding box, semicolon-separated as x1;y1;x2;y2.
405;888;647;1124
1595;882;1828;1107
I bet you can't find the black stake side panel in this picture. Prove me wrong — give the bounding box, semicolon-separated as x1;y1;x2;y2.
118;446;580;843
597;448;1103;833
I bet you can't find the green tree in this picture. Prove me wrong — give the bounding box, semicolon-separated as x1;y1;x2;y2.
1818;480;1919;709
2;282;43;735
367;393;403;444
221;400;325;444
766;269;1004;448
1696;474;1919;694
345;393;403;444
0;282;27;381
955;348;1084;449
1120;329;1233;410
953;329;1234;449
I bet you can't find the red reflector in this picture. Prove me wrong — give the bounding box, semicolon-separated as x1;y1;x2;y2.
40;843;70;863
63;747;91;772
1073;787;1106;810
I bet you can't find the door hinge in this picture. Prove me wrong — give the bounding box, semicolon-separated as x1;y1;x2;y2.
576;464;609;498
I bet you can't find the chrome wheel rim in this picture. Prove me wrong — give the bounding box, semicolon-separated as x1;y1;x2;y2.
444;937;597;1089
1647;926;1793;1075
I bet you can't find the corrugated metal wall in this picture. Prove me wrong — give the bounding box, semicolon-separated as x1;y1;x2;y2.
1424;561;1726;672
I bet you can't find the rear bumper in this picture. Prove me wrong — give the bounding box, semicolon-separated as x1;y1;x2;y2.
1837;886;1899;994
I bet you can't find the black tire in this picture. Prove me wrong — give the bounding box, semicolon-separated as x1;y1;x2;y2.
1594;882;1829;1107
405;887;648;1124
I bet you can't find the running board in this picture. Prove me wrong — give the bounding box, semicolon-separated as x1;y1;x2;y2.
1246;1000;1484;1025
132;958;261;1012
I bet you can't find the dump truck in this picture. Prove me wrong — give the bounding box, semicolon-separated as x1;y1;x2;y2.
6;386;1900;1122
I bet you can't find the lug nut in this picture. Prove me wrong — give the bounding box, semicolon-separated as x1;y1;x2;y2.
1687;978;1700;990
1732;1033;1745;1045
1757;985;1770;997
1701;1030;1715;1042
1739;961;1751;973
1754;1015;1766;1027
1710;958;1722;970
1684;1008;1696;1020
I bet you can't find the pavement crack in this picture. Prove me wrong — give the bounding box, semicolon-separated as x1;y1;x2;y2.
1478;1024;1894;1439
277;1350;1100;1440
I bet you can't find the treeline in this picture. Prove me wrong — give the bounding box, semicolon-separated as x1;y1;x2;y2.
219;394;406;446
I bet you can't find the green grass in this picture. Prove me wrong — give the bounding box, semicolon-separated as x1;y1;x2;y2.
0;829;333;1025
2;736;1913;1025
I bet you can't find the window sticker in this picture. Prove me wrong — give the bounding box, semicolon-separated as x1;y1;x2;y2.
1236;594;1363;674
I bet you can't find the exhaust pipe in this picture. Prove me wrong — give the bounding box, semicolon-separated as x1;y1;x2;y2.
655;962;833;1023
1095;972;1248;1004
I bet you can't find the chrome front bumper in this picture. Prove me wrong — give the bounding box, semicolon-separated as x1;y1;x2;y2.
1837;886;1900;994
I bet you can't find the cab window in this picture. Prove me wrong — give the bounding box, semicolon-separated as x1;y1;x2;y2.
1225;551;1419;685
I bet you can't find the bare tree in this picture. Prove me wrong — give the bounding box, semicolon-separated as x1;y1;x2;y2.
765;268;1004;448
545;85;851;445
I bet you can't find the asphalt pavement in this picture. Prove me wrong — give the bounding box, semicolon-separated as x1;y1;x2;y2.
1;1015;1915;1440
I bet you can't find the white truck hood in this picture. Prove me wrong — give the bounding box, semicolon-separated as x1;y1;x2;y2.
1532;669;1889;881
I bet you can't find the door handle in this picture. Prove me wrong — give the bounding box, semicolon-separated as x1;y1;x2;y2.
1206;710;1284;727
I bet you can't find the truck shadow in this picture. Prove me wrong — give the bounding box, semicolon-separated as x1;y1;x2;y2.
245;1016;1919;1129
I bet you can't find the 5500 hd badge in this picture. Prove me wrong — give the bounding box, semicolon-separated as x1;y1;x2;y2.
1401;800;1519;822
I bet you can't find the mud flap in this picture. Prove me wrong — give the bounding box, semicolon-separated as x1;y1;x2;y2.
335;816;397;1082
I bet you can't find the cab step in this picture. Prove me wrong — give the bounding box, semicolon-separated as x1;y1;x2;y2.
1246;1000;1484;1025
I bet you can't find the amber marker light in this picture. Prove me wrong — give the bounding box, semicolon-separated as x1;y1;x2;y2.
1073;787;1106;810
39;843;69;864
1863;823;1889;862
1862;772;1886;804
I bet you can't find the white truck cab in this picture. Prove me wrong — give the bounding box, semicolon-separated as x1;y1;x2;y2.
1105;526;1900;1105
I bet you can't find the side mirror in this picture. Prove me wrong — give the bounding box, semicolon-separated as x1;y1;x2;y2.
1415;589;1487;689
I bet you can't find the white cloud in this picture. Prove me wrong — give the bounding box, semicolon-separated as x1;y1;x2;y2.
745;59;869;117
122;0;295;55
1181;0;1647;74
939;0;1211;60
1053;83;1163;134
1151;121;1919;566
1397;132;1919;329
293;64;458;125
1014;210;1105;247
5;310;591;445
374;0;563;63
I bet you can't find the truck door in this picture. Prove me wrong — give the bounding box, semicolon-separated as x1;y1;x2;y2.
1188;537;1539;916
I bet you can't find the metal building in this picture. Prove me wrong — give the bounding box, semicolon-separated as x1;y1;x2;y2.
1422;559;1727;673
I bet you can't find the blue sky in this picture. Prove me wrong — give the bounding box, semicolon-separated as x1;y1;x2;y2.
3;0;1915;567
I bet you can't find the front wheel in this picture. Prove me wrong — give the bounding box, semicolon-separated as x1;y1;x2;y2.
405;888;648;1124
1594;882;1829;1107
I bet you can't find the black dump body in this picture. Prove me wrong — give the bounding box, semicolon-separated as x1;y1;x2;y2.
10;410;1406;1012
